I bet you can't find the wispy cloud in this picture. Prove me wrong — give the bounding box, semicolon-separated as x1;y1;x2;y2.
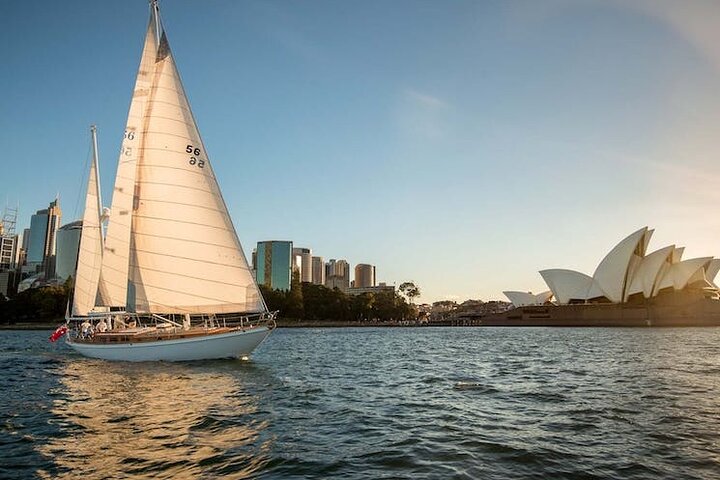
630;157;720;208
404;89;449;109
623;0;720;76
395;88;451;141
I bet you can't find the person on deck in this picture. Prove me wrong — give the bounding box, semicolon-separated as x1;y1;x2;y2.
80;320;92;338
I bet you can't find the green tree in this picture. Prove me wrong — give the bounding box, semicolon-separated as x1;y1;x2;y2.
399;281;420;305
0;284;69;324
351;293;374;322
284;270;305;320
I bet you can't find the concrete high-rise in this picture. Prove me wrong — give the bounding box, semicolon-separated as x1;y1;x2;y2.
0;207;19;269
26;199;62;277
0;235;17;270
19;228;30;266
325;259;350;291
311;256;325;285
256;240;293;291
354;264;376;288
292;247;313;283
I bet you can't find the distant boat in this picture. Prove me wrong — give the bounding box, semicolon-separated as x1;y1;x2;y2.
64;1;275;361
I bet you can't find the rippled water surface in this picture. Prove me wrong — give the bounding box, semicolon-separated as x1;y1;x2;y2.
2;327;720;479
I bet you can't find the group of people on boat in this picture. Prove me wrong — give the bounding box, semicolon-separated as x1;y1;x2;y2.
77;315;136;339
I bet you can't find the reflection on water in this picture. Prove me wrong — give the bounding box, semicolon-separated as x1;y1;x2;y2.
38;360;272;479
4;328;720;479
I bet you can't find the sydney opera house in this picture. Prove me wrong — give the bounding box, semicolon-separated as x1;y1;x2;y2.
493;227;720;326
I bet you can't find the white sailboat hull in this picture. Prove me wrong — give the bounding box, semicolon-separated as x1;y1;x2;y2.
65;326;272;362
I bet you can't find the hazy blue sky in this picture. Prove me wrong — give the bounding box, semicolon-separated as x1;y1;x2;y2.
3;0;720;303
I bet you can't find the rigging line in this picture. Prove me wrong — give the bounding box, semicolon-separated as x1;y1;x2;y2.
78;246;101;257
98;263;129;276
136;107;197;123
103;234;130;244
131;279;254;307
132;180;215;196
136;171;230;206
133;130;197;143
131;230;238;250
74;272;97;285
99;278;128;292
72;138;93;222
143;99;192;115
131;214;235;232
146;83;192;97
134;169;218;187
129;247;245;268
127;263;249;288
135;162;216;180
135;198;229;216
135;158;215;174
139;113;197;127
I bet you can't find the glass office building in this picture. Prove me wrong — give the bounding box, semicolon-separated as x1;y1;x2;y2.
256;240;293;291
55;221;82;281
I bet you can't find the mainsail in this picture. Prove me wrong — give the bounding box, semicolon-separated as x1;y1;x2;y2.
72;126;104;316
99;1;263;315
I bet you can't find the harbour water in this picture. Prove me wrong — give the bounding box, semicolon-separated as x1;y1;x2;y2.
2;327;720;479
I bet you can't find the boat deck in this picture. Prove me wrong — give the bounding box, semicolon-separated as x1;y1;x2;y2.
72;324;265;344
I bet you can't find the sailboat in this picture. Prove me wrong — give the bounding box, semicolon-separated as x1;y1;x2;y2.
64;1;275;361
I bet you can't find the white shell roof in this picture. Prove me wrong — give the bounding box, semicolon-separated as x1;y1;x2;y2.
625;245;675;300
503;290;554;307
503;291;536;307
592;227;650;303
539;269;594;304
705;259;720;286
656;257;713;291
529;228;717;305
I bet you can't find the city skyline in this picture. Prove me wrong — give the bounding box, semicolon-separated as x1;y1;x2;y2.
4;1;720;303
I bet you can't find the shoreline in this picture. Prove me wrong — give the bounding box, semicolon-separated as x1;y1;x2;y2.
0;320;421;331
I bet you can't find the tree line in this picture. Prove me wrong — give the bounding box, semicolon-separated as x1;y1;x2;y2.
0;275;421;325
0;284;68;324
260;277;420;323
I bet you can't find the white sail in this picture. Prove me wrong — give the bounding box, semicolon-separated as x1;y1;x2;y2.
72;126;104;316
124;5;263;314
97;11;160;308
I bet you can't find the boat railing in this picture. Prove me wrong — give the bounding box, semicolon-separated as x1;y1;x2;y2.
67;310;277;341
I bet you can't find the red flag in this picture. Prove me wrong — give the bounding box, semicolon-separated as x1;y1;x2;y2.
49;325;68;343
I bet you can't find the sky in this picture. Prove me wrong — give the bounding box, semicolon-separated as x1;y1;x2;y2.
3;0;720;304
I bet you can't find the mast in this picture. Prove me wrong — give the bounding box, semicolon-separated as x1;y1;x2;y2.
90;125;103;248
151;0;161;45
71;126;106;317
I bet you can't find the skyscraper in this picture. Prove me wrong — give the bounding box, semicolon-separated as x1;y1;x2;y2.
0;208;19;296
0;209;19;269
26;199;61;277
19;228;30;266
55;220;82;281
0;235;17;269
354;264;376;288
292;247;313;283
325;259;350;291
311;256;325;285
256;240;293;291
